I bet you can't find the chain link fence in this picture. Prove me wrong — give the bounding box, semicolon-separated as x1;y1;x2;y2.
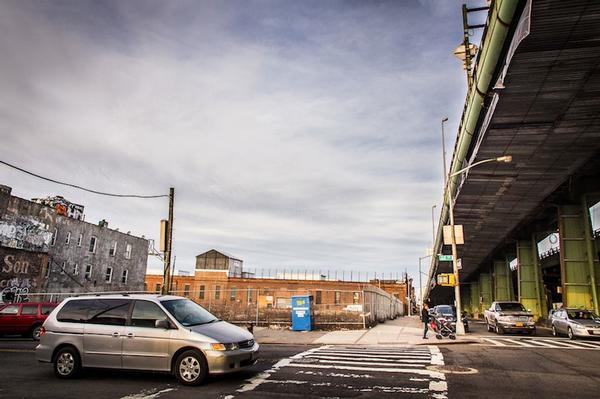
7;286;404;330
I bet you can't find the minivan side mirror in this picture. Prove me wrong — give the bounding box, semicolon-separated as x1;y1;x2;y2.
155;319;170;329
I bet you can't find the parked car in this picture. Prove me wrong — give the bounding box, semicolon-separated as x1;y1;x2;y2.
551;308;600;339
484;301;535;335
431;305;469;333
35;294;259;385
0;302;58;340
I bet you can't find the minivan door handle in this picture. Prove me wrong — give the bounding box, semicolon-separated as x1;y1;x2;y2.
126;333;135;338
112;332;120;338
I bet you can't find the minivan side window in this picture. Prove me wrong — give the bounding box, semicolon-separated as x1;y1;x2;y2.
57;299;131;325
87;299;130;326
131;301;168;328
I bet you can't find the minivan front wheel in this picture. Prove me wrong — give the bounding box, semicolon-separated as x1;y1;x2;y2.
175;350;207;386
54;347;81;379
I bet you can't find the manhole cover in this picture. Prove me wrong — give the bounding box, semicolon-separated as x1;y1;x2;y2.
427;365;478;374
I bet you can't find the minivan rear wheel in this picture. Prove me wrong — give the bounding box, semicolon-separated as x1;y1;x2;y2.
174;350;207;386
54;347;81;379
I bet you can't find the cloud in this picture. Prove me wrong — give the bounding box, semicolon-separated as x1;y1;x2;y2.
0;0;476;284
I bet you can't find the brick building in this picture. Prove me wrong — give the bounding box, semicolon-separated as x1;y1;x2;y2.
0;184;148;301
146;249;406;328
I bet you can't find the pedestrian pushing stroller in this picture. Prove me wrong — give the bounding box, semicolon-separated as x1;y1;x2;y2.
430;315;456;340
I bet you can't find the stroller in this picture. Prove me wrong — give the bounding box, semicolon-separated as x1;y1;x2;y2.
430;315;456;340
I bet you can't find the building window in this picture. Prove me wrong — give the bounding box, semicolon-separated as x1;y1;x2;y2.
121;270;128;284
105;267;113;283
125;243;132;259
353;292;360;304
215;285;221;300
77;233;83;246
230;287;237;300
184;284;190;297
334;291;341;304
109;242;117;256
50;228;57;246
155;283;161;293
61;261;66;274
73;263;79;276
88;236;97;253
199;285;205;300
247;288;253;303
65;232;71;245
315;290;322;305
85;265;93;280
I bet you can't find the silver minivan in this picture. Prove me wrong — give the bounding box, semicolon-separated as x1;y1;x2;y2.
35;294;259;385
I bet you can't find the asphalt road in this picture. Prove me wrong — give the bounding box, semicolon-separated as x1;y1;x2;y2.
1;323;600;399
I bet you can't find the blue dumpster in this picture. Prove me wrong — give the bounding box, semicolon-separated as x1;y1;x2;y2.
291;295;312;331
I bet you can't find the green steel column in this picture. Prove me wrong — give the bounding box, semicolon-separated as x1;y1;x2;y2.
493;259;512;301
559;204;596;310
471;280;481;318
517;240;543;320
582;195;600;314
479;272;492;311
506;255;515;300
461;284;472;315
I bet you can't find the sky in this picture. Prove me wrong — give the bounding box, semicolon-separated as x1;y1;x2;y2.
0;0;488;282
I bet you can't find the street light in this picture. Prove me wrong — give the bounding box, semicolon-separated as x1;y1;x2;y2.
444;154;512;335
418;254;432;313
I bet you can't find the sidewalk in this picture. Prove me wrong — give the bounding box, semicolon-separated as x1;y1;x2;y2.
253;316;478;346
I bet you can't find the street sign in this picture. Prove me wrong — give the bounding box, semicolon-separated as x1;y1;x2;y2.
457;258;462;270
438;254;453;262
437;273;455;287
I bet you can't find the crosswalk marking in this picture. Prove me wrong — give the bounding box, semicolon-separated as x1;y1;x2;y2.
502;338;535;347
482;337;506;346
479;337;600;350
231;345;448;398
305;354;432;364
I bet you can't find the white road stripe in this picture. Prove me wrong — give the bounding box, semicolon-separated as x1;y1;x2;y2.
312;351;432;359
287;362;446;379
304;355;431;364
300;358;427;368
524;339;559;348
315;349;432;356
501;338;534;347
482;338;506;346
547;340;587;348
567;340;600;348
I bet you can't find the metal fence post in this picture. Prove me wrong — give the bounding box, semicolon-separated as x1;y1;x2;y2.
255;289;260;326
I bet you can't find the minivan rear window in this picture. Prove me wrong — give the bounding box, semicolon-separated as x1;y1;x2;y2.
57;299;131;325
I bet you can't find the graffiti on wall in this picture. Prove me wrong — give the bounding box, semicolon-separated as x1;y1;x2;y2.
0;217;53;252
31;196;84;220
0;250;46;303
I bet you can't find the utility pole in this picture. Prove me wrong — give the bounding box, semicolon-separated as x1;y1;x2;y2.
161;187;174;295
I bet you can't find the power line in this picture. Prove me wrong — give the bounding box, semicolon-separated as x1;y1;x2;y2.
1;159;168;199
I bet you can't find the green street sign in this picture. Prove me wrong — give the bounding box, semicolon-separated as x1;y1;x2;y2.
438;254;453;262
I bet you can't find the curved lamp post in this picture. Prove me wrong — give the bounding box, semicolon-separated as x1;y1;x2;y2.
445;155;512;335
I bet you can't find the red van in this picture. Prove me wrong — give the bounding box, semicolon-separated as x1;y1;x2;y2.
0;302;58;340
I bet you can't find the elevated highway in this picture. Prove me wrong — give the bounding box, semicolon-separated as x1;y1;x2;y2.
426;0;600;319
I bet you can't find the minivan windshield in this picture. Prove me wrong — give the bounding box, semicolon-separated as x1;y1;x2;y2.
161;299;219;327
